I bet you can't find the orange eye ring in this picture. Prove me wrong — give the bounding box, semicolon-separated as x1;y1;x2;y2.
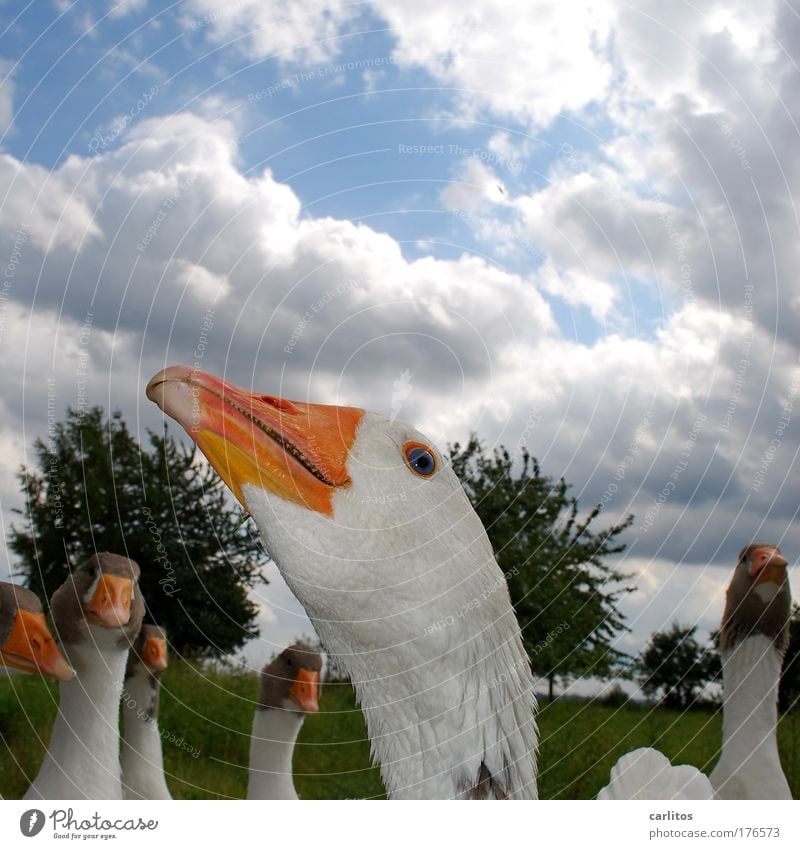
403;441;438;478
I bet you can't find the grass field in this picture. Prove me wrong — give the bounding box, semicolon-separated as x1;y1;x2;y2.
1;660;798;799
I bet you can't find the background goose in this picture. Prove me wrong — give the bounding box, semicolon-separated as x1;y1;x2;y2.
121;624;171;800
247;643;322;800
0;582;74;682
710;544;792;799
25;553;145;800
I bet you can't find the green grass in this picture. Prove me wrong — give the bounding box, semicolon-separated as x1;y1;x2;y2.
1;664;798;799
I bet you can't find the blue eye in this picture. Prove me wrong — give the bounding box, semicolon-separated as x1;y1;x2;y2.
404;442;438;477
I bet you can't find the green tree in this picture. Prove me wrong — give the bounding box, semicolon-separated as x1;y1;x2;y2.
449;436;634;699
11;407;266;656
638;623;717;710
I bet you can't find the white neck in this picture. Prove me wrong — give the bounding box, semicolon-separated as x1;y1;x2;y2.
120;670;171;800
242;428;539;800
247;708;304;799
25;631;128;800
311;608;538;800
711;635;791;799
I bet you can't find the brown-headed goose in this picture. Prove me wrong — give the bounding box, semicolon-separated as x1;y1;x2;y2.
25;553;145;800
247;643;322;800
121;624;171;800
147;366;713;800
0;582;74;682
710;544;792;799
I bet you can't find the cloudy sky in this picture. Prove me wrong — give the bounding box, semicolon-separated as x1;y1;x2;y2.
1;0;799;687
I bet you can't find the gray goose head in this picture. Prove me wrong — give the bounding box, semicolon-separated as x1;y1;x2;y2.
0;582;74;680
259;644;323;714
50;553;145;650
720;544;791;654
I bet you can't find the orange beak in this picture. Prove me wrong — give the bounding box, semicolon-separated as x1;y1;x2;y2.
146;366;363;516
142;637;168;672
288;668;320;713
0;610;75;681
84;573;133;628
749;547;789;585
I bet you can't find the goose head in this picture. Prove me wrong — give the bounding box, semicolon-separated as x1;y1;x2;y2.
0;583;74;681
127;625;169;676
50;553;145;654
260;644;322;714
721;544;791;654
148;366;537;799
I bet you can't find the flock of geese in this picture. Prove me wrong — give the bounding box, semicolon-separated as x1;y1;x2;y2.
0;362;793;800
1;553;322;800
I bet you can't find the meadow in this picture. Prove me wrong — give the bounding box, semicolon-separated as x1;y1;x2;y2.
1;660;797;800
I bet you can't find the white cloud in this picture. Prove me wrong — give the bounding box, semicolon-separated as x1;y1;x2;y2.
184;0;361;64
440;157;507;211
374;0;616;129
173;260;231;303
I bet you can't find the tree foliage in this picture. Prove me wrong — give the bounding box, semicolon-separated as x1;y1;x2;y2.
11;406;266;656
449;436;634;698
638;622;718;709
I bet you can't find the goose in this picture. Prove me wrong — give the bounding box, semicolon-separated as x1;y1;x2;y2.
0;582;74;682
146;365;708;800
25;553;145;800
247;643;322;800
599;543;794;801
709;544;792;799
121;624;171;800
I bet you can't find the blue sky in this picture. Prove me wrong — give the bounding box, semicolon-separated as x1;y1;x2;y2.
1;0;799;688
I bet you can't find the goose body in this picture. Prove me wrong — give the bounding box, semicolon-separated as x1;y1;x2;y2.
710;545;792;799
247;644;322;800
25;553;145;801
121;625;171;800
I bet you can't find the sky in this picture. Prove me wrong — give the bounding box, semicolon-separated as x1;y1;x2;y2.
0;0;799;692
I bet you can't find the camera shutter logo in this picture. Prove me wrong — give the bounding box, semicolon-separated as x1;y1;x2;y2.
20;809;46;837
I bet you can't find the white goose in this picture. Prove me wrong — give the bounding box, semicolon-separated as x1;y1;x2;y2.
147;365;707;800
25;553;145;800
0;582;74;683
710;544;792;799
121;624;172;800
247;643;322;800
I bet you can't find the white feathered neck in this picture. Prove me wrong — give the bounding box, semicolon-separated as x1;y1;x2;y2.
247;708;305;800
711;635;791;799
120;668;171;800
243;413;538;799
25;629;128;800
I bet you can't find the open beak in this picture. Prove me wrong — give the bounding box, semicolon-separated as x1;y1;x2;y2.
85;574;133;628
0;610;75;681
142;637;168;672
146;366;363;516
289;668;320;713
749;547;789;585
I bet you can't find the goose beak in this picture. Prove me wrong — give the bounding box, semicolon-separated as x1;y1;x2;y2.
289;668;320;713
749;547;789;585
143;636;168;672
0;610;75;681
146;366;363;516
85;574;133;628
